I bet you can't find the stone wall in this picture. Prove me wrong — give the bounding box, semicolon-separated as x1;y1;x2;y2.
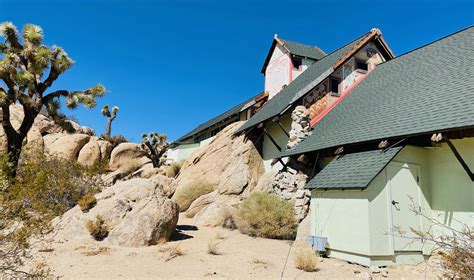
271;167;310;222
287;105;311;149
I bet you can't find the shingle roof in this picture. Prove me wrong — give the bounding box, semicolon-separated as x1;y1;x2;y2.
305;147;403;190
281;39;326;61
282;26;474;157
260;36;326;74
236;31;372;134
174;92;263;143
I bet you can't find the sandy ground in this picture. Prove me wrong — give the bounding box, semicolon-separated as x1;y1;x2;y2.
33;214;443;279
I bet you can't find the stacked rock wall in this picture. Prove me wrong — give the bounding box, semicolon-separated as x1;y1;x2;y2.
287;105;311;149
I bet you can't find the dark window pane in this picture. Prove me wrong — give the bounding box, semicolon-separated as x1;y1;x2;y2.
292;57;302;69
356;59;368;71
331;78;339;94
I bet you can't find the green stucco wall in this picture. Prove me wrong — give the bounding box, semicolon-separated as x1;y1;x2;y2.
310;138;473;266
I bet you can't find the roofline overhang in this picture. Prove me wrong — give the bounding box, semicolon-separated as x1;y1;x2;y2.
305;145;405;191
282;125;474;158
260;34;291;74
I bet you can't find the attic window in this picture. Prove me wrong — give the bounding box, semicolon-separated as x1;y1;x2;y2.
292;57;302;69
355;59;368;72
330;77;340;96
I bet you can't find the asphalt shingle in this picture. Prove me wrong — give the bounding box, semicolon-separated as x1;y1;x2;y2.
281;39;326;60
305;147;403;190
174;92;262;143
282;26;474;157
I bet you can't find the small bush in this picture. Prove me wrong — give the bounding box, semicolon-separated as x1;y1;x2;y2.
164;246;185;262
207;239;221;255
174;180;215;211
100;134;128;148
86;215;109;241
294;246;318;272
78;193;97;213
9;154;101;216
235;192;297;240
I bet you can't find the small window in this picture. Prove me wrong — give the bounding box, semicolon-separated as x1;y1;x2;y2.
292;57;302;69
355;59;368;72
330;77;340;96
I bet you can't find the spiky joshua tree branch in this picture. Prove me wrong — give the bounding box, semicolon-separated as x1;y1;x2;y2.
141;132;168;168
101;105;119;138
0;22;106;176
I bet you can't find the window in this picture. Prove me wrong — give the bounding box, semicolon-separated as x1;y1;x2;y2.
292;57;302;69
330;77;340;96
355;59;368;72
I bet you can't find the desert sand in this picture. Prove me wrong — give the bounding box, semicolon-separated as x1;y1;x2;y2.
35;214;443;279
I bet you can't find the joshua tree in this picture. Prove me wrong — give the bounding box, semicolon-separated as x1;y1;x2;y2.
0;22;105;176
101;105;119;138
141;132;168;168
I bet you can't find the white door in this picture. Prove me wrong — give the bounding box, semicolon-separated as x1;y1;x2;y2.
388;163;423;252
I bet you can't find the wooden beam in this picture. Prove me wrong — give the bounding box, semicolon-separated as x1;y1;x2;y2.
445;138;474;181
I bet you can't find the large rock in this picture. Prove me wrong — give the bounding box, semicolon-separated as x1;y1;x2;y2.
97;140;113;160
78;138;101;166
109;142;148;171
52;178;179;247
44;133;91;160
185;190;218;218
175;121;264;198
193;202;235;228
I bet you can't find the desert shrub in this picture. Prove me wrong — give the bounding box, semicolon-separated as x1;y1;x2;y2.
235;192;297;240
174;180;215;211
403;200;474;279
86;215;109;241
207;239;221;255
78;193;97;212
0;156;52;277
294;246;318;272
8;155;101;217
100;134;128;148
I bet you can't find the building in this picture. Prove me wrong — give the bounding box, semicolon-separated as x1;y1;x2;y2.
236;28;394;171
278;26;473;267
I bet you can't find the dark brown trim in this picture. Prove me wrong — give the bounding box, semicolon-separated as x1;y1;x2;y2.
272;116;290;137
445;138;474;181
263;127;282;152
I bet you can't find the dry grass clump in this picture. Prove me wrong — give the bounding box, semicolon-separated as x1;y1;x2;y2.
294;246;318;272
235;192;298;240
86;215;109;241
164;246;185;262
78;193;97;212
174;180;215;211
207;239;221;255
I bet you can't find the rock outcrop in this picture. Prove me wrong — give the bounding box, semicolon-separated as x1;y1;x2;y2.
77;137;101;166
175;121;265;198
109;142;149;171
53;178;179;247
44;133;91;160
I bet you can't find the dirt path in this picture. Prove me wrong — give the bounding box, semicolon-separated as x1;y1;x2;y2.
36;214;442;279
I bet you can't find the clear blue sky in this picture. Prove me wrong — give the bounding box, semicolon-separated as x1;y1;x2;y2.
1;0;473;142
